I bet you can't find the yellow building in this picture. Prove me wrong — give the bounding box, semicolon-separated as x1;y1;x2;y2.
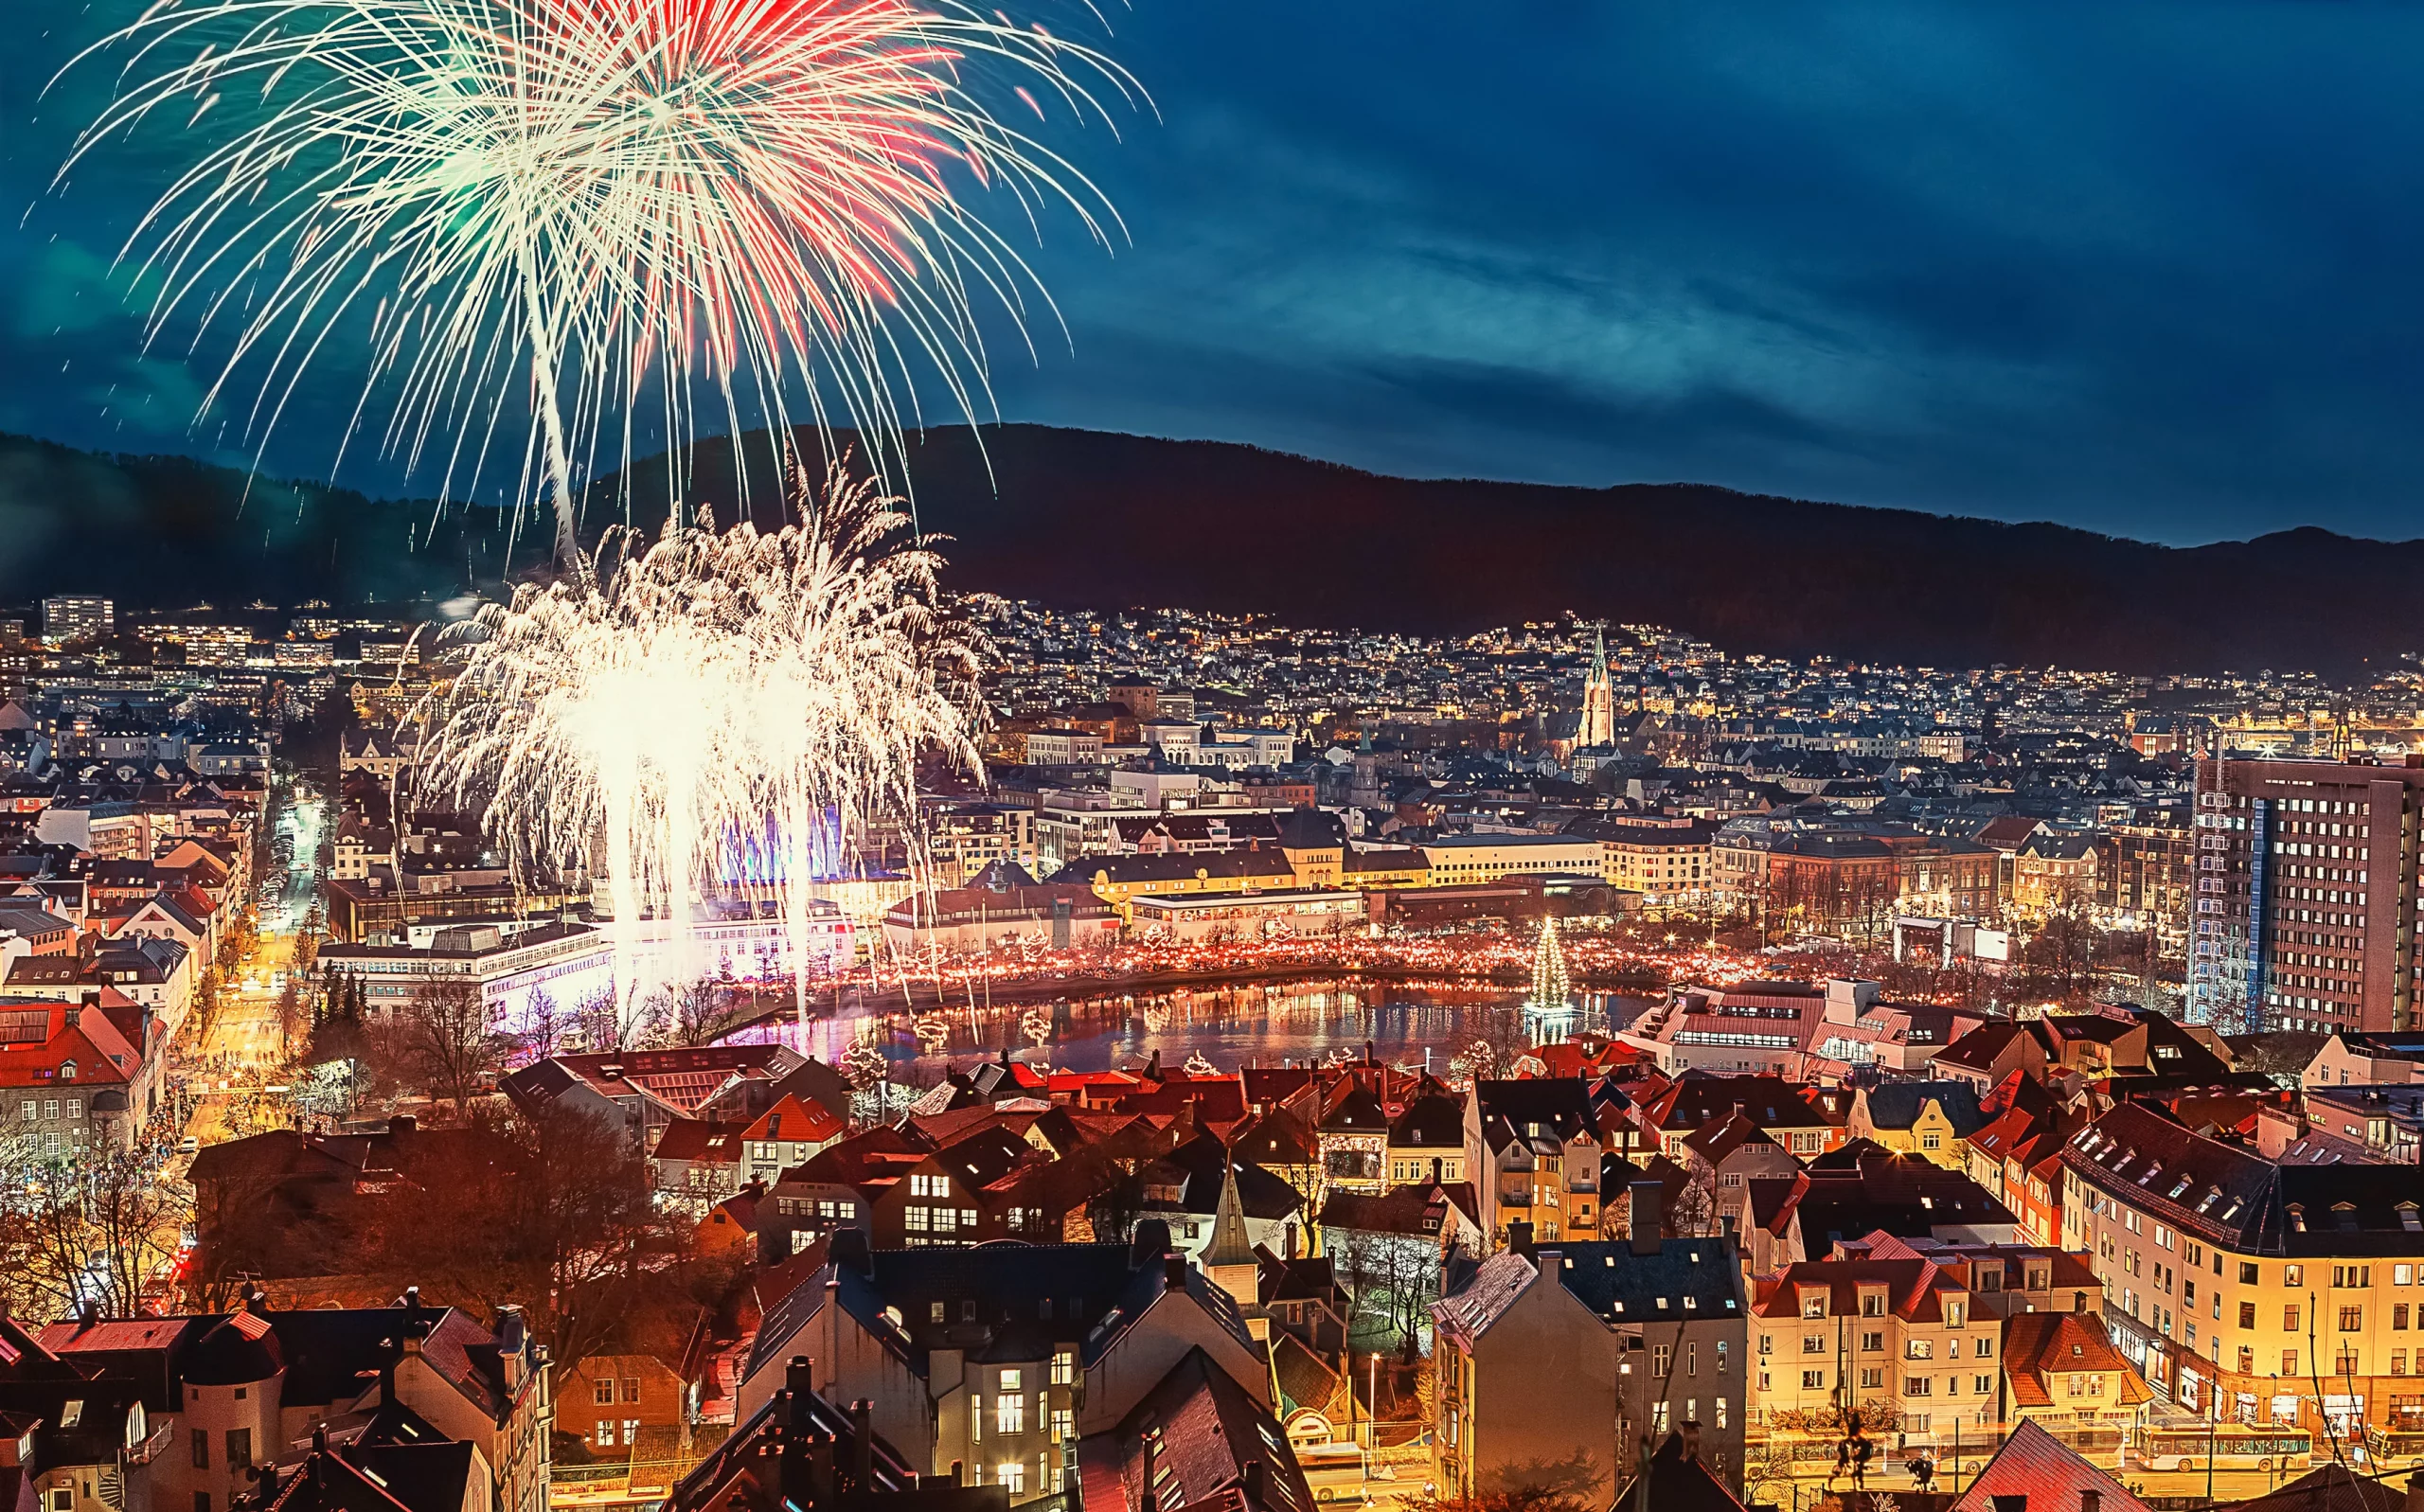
1847;1081;1987;1170
1748;1258;2005;1447
1069;846;1298;918
2062;1102;2424;1434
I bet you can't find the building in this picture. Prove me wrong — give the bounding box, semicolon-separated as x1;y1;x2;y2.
0;995;157;1158
666;1354;1006;1512
1418;833;1605;887
18;1294;550;1512
1570;815;1715;903
1463;1079;1602;1248
42;596;114;644
2186;755;2424;1034
737;1225;1271;1503
2059;1099;2424;1431
1578;627;1617;750
1746;1254;2009;1448
1431;1228;1749;1505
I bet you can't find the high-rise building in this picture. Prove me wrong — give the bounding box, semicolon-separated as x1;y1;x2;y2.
40;595;113;643
2187;755;2424;1034
1578;624;1616;748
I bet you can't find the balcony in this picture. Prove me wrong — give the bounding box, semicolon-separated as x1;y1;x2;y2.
1497;1189;1533;1208
125;1418;174;1466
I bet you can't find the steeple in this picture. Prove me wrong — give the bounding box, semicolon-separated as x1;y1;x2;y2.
1579;624;1616;749
1202;1147;1262;1309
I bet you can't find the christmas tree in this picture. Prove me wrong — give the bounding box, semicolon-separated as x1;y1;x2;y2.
1529;914;1571;1013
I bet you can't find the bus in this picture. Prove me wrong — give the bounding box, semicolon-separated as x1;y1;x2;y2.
2130;1424;2315;1472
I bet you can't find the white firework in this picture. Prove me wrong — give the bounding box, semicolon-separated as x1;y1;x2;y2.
411;462;982;1038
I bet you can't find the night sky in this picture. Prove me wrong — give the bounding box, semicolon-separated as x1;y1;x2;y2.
7;1;2424;544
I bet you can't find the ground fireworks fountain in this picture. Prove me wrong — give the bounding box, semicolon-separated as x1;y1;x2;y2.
411;464;982;1041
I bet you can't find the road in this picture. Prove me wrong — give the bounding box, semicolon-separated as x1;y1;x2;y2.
1750;1446;2420;1507
175;781;328;1144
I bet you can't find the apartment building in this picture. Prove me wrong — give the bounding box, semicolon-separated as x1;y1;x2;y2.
2185;755;2424;1034
1747;1256;2005;1447
2060;1101;2424;1436
1464;1078;1602;1248
1433;1228;1749;1505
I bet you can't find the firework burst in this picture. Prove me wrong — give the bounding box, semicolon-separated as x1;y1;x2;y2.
411;462;983;1039
64;0;1137;560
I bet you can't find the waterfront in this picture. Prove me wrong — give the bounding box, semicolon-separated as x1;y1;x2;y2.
738;975;1656;1076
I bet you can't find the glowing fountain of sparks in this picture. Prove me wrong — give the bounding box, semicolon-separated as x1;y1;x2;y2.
411;463;980;1042
62;0;1139;561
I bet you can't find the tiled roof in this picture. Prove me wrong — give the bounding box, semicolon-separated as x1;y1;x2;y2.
1949;1420;2150;1512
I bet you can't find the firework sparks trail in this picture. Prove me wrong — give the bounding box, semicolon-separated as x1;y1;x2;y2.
62;0;1139;562
410;462;983;1041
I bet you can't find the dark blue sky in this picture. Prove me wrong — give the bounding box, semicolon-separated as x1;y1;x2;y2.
8;0;2424;543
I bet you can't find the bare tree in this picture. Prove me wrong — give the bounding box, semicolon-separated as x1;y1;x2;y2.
669;977;746;1046
359;1101;675;1375
0;1147;187;1321
398;977;508;1117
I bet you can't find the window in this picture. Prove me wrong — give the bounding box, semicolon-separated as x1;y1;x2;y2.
1904;1376;1934;1396
2240;1302;2257;1329
2343;1307;2364;1332
1049;1408;1073;1443
995;1463;1026;1498
1653;1345;1672;1377
623;1379;639;1404
995;1394;1025;1435
621;1420;638;1447
1802;1370;1826;1390
930;1302;947;1324
1803;1335;1826;1355
2287;1307;2302;1333
2242;1262;2260;1285
1861;1331;1883;1353
971;1396;983;1444
1906;1340;1934;1360
225;1430;251;1470
1860;1368;1883;1390
999;1369;1023;1393
1717;1397;1729;1431
2284;1351;2300;1376
2288;1266;2305;1287
595;1379;615;1405
1050;1351;1076;1386
191;1429;208;1468
1976;1375;1994;1394
594;1421;614;1448
1975;1337;1991;1360
2401;1306;2413;1332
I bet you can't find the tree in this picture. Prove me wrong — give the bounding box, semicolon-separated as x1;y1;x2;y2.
397;977;508;1116
357;1101;677;1375
0;1147;187;1321
669;977;745;1046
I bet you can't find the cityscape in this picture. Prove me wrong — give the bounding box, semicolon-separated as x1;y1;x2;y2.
9;9;2424;1512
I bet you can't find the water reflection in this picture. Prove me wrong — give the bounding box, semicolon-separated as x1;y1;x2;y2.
737;977;1653;1075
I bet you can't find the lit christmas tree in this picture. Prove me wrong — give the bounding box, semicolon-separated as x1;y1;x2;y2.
1529;914;1572;1013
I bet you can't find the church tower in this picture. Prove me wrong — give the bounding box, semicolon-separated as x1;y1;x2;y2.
1579;625;1616;748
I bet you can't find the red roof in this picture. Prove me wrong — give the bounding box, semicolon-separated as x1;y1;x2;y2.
1951;1420;2151;1512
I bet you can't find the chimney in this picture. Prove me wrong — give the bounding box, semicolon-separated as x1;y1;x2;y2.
1631;1181;1665;1255
849;1399;876;1494
1241;1459;1270;1509
2405;1472;2424;1512
1165;1254;1189;1291
1431;1156;1443;1185
2081;1492;2102;1512
1506;1220;1536;1261
1682;1419;1701;1462
829;1226;873;1276
1130;1218;1174;1269
387;1113;417;1135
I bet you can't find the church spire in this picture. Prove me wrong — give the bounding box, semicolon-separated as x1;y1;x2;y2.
1201;1147;1262;1308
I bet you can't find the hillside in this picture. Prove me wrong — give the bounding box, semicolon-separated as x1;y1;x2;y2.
0;424;2410;675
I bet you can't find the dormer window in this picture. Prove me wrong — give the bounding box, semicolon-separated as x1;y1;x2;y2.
59;1062;75;1081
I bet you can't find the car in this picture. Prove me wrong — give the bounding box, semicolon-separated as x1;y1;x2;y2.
176;1135;200;1155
